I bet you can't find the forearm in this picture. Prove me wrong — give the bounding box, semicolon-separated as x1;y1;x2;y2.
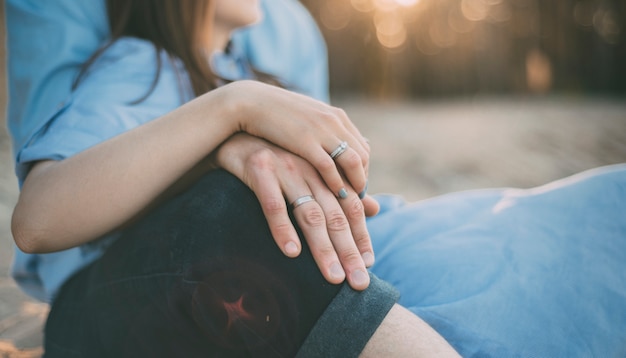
12;90;237;253
12;80;371;254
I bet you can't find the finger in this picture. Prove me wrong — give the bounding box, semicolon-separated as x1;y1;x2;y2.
275;158;348;284
331;145;367;194
303;115;368;196
290;195;347;285
311;185;370;291
332;107;370;168
360;136;371;180
245;152;302;258
362;195;380;217
306;145;353;200
331;106;369;154
333;186;375;268
334;111;371;192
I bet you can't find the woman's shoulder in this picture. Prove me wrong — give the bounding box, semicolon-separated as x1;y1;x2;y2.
75;37;187;103
88;37;173;73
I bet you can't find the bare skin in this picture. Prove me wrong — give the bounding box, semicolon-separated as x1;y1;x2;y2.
12;80;373;289
361;305;461;357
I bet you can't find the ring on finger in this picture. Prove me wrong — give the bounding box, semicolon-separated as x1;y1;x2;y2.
330;141;349;160
291;195;316;210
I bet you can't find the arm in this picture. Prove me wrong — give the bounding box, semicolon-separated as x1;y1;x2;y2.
13;84;235;253
11;81;370;284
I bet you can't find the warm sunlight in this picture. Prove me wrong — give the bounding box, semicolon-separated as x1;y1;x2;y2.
394;0;420;6
372;0;419;11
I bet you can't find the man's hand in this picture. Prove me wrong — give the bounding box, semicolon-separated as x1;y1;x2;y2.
215;133;379;291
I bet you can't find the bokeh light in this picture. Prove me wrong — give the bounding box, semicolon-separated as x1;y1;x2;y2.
394;0;420;6
448;6;475;33
304;0;625;96
461;0;489;21
429;20;457;48
351;0;375;12
373;0;399;12
320;1;352;30
594;9;621;44
526;48;553;93
374;12;407;48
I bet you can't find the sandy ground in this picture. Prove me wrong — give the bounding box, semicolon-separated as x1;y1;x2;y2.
0;94;625;357
344;95;626;201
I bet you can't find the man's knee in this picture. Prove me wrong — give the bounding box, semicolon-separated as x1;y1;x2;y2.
360;304;460;358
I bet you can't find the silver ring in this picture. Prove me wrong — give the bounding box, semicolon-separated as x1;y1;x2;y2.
290;195;315;210
330;141;348;159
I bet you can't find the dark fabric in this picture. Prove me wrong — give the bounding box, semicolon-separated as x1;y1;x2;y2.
296;274;399;358
44;170;397;357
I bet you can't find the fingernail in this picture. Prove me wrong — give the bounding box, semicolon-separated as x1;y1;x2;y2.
358;181;369;199
330;262;345;280
362;252;375;267
338;188;348;199
352;270;369;287
285;242;299;256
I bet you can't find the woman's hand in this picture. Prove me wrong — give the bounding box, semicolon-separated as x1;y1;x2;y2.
13;80;373;255
218;80;370;200
215;133;380;291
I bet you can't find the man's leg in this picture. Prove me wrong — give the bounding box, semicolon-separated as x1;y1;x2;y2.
44;170;404;357
361;304;460;357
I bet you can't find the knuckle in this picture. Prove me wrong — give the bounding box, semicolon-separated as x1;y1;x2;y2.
281;155;296;170
247;149;275;171
362;139;371;153
321;109;340;124
352;231;371;249
316;243;338;258
315;156;336;173
345;198;365;221
261;197;287;216
301;207;326;228
271;221;294;239
326;211;349;232
343;150;363;169
338;249;363;266
359;148;370;166
333;107;348;120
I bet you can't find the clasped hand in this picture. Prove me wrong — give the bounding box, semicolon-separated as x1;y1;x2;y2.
214;82;379;290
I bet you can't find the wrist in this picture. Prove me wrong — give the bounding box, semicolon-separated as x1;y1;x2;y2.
213;133;253;174
213;80;258;133
191;82;248;138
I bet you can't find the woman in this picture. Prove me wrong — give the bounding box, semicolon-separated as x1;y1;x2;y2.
9;0;458;356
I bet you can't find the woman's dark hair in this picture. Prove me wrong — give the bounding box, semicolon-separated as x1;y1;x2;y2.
74;0;220;100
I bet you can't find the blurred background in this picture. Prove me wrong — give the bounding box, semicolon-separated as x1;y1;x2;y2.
0;0;625;356
301;0;625;98
297;0;626;200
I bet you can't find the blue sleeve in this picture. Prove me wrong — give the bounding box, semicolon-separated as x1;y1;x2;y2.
6;0;108;159
233;0;330;103
15;39;185;185
6;0;328;168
